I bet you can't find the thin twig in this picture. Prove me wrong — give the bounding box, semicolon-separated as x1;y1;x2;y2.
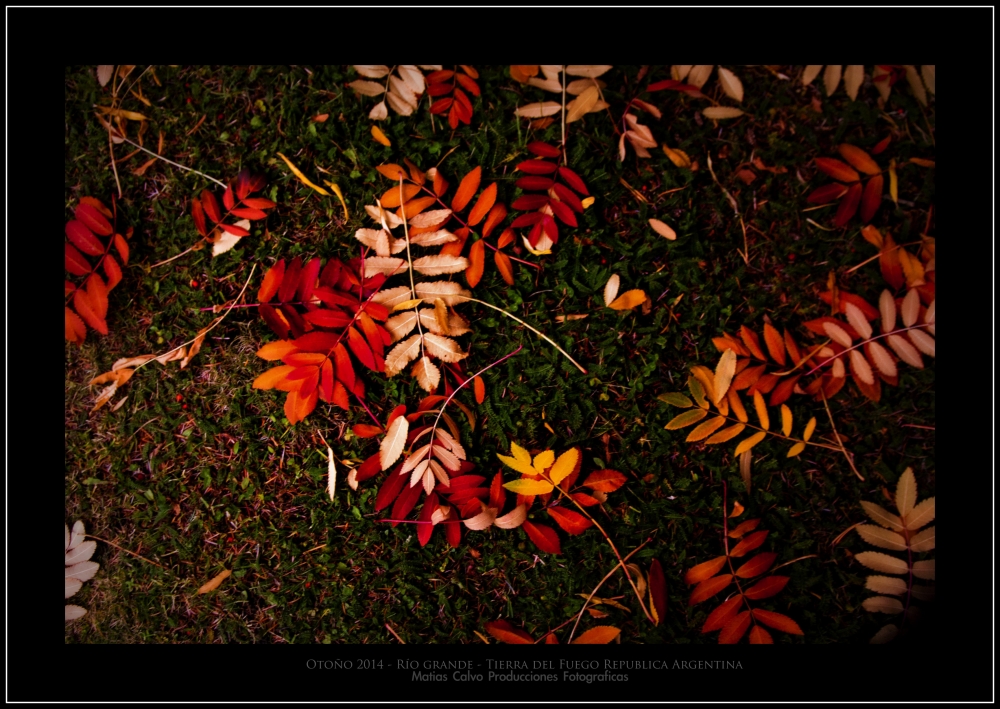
566;539;652;643
385;622;406;644
109;133;123;199
150;242;203;269
86;534;166;570
820;390;864;481
119;136;227;187
560;65;568;166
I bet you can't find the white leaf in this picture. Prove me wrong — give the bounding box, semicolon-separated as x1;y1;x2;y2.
904;497;935;532
385;311;418;342
363;256;406;278
494;504;528;530
423;334;468;363
65;561;100;582
97;65;114;87
672;65;693;81
463;507;497;531
346;467;358;491
327;446;336;501
415;281;471;306
539;65;562;81
514;102;562;118
69;520;86;550
379;415;409;471
565;65;612;78
702;106;744;120
412;254;469;276
823;64;843;96
865;575;907;595
923;299;935;334
870;624;899;644
920;65;935;94
823;322;853;348
868;341;897;379
687;64;714;89
526;77;563;93
409;229;458;247
886;334;923;368
384;334;422;377
849;349;874;385
212;219;251;256
66;524;70;552
895;467;917;518
801;65;823;86
567;78;606;95
879;290;897;334
856;524;907;552
862;595;905;614
855;551;908;575
354;65;391;79
906;329;935;357
648;218;676;240
371;285;414;309
844;303;872;340
908;526;935;553
844;65;865;100
66;540;97;566
412;356;441;392
365;203;403;228
911;559;935;580
428;459;450;488
860;501;904;532
408;209;453;229
347;79;385;97
401;445;431;475
717;67;744;102
603;274;620;307
66;577;83;599
409;458;430;488
901;289;920;327
65;604;87;622
397;65;426;95
386;89;415;117
368;101;388;121
434;428;467;460
831;357;846;379
618;133;626;162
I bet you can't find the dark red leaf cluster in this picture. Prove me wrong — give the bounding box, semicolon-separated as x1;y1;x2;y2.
511;142;590;249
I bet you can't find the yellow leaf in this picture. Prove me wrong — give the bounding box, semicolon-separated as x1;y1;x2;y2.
371;125;391;146
321;180;350;221
277;152;330;197
197;569;232;594
665;408;708;430
888;159;898;205
713;349;737;405
497;453;539;477
503;478;554;495
533;450;555;472
688;376;708;409
548;448;579;485
686;416;728;442
803;417;817;442
510;441;533;466
690;365;717;406
608;289;647;311
572;626;621;644
392;298;424;312
752;390;770;430
734;431;767;456
705;423;745;445
780;404;793;437
786;441;806;458
581;196;595;209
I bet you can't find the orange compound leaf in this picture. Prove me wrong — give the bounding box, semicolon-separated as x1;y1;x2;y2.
648;559;668;626
557;166;590;196
256;339;297;360
319;359;334;403
783;329;803;364
494;251;514;286
65;243;91;276
253;364;295;390
832;182;863;227
376;164;408;181
474;375;486;404
572;626;621;644
570;492;600;507
752;609;804;635
701;595;743;633
102;254;122;291
734;551;777;578
768;374;800;407
282;352;328;367
748;626;774;644
497;227;515;249
397;195;437;220
353;424;385;438
739;325;767;361
859;174;884;224
718;611;752;644
689;574;733;606
66;220;105;256
380;183;421;209
258;260;286;303
455;72;480;97
742;575;790;600
73;288;108;335
547;506;592;535
484;620;535;645
466;239;485;288
684;555;727;585
522;520;561;554
806;182;850;204
481;203;507;238
729;529;769;557
65;307;87;344
75;202;114;236
728;518;761;539
527;141;561;158
814;157;860;183
732;363;765;390
581;469;627;493
762;323;786;365
544;633;559;644
347;327;376;371
517;159;559;175
431;169;449;197
467;183;497;226
451;166;482;213
837;143;881;176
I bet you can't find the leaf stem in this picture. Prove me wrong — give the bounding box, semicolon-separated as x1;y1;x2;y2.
801;324;932;378
565;538;652;643
454;297;587;374
819;390;864;481
118;136;227;187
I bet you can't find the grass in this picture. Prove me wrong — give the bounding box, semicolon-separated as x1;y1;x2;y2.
64;65;935;646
